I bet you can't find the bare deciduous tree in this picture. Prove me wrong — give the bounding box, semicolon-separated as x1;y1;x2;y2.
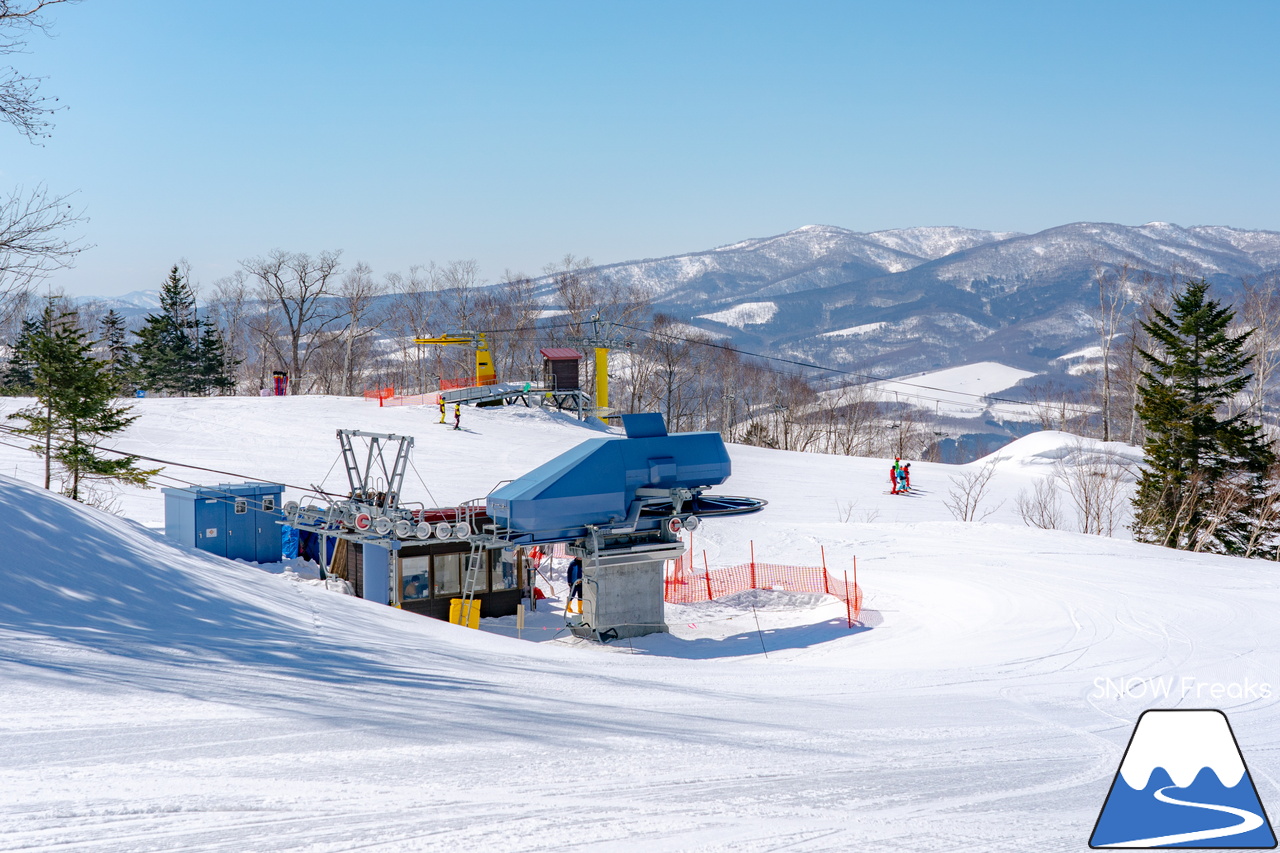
1015;477;1063;530
240;249;343;393
474;270;541;383
944;455;1005;522
1;0;77;141
383;264;440;393
1092;263;1134;442
208;271;254;393
335;261;385;396
1239;274;1280;437
0;184;85;300
1056;440;1132;536
1;3;85;310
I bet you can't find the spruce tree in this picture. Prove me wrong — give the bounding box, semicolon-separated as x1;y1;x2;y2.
1132;278;1278;554
99;309;135;392
7;300;157;500
132;265;199;395
1;314;41;394
194;317;237;395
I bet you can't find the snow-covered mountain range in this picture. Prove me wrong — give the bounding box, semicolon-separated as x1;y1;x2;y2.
77;221;1280;387
580;221;1280;381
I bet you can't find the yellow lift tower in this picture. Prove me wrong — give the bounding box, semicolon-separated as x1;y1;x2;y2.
571;315;631;417
413;331;497;388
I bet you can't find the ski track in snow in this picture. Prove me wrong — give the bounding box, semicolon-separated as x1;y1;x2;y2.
0;398;1277;852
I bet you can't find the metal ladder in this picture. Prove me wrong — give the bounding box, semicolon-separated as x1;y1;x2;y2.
458;533;486;629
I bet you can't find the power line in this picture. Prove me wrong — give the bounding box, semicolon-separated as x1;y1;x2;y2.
0;422;343;497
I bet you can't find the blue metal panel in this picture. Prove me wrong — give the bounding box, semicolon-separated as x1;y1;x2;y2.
487;414;731;541
621;412;668;438
225;489;256;562
162;487;198;549
362;545;390;604
194;496;227;558
255;486;285;563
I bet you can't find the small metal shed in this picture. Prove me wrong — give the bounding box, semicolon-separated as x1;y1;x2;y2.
163;483;285;563
540;347;582;391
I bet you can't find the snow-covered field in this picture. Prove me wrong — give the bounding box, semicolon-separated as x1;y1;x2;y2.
820;321;887;338
866;361;1039;419
1;397;1278;852
696;302;779;328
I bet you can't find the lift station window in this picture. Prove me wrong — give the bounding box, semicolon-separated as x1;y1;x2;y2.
433;553;463;597
493;553;519;591
262;496;275;512
400;555;430;601
234;499;247;514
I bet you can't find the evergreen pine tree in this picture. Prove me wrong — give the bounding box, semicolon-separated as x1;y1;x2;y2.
1;314;42;394
132;265;200;396
7;300;158;500
194;317;237;395
99;309;135;392
1132;278;1278;554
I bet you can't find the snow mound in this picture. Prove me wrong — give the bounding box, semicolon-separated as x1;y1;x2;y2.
984;430;1143;471
0;473;517;675
0;473;323;662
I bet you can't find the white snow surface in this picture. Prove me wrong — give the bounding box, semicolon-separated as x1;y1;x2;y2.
820;321;886;338
1;397;1279;851
829;361;1039;418
696;301;778;328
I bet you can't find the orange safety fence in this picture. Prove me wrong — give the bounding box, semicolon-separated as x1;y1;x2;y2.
382;392;439;407
363;386;395;405
665;541;863;628
440;376;498;391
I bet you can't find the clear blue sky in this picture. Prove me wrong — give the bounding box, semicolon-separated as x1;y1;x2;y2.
4;0;1279;297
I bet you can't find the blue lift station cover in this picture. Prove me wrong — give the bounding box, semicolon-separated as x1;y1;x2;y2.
486;415;730;542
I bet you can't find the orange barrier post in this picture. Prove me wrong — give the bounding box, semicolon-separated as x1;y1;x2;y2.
821;546;830;594
703;552;712;600
749;540;757;590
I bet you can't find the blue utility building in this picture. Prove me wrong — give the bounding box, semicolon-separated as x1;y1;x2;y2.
163;483;285;563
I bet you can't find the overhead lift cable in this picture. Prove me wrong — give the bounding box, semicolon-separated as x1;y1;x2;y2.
0;422;344;498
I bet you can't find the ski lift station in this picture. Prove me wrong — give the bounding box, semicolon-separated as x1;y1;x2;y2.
161;402;763;640
274;413;765;640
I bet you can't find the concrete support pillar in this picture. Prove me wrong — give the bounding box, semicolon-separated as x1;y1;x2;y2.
571;542;684;640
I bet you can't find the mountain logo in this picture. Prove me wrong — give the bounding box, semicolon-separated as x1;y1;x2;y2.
1090;709;1276;848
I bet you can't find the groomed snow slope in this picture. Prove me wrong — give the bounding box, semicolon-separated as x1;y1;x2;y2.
1;399;1278;852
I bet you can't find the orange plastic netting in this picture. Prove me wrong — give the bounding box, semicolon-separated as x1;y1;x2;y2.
665;548;862;626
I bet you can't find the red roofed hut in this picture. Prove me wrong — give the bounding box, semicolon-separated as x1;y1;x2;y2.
540;347;583;391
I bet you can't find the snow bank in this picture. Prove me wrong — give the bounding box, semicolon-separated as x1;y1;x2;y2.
982;429;1144;471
